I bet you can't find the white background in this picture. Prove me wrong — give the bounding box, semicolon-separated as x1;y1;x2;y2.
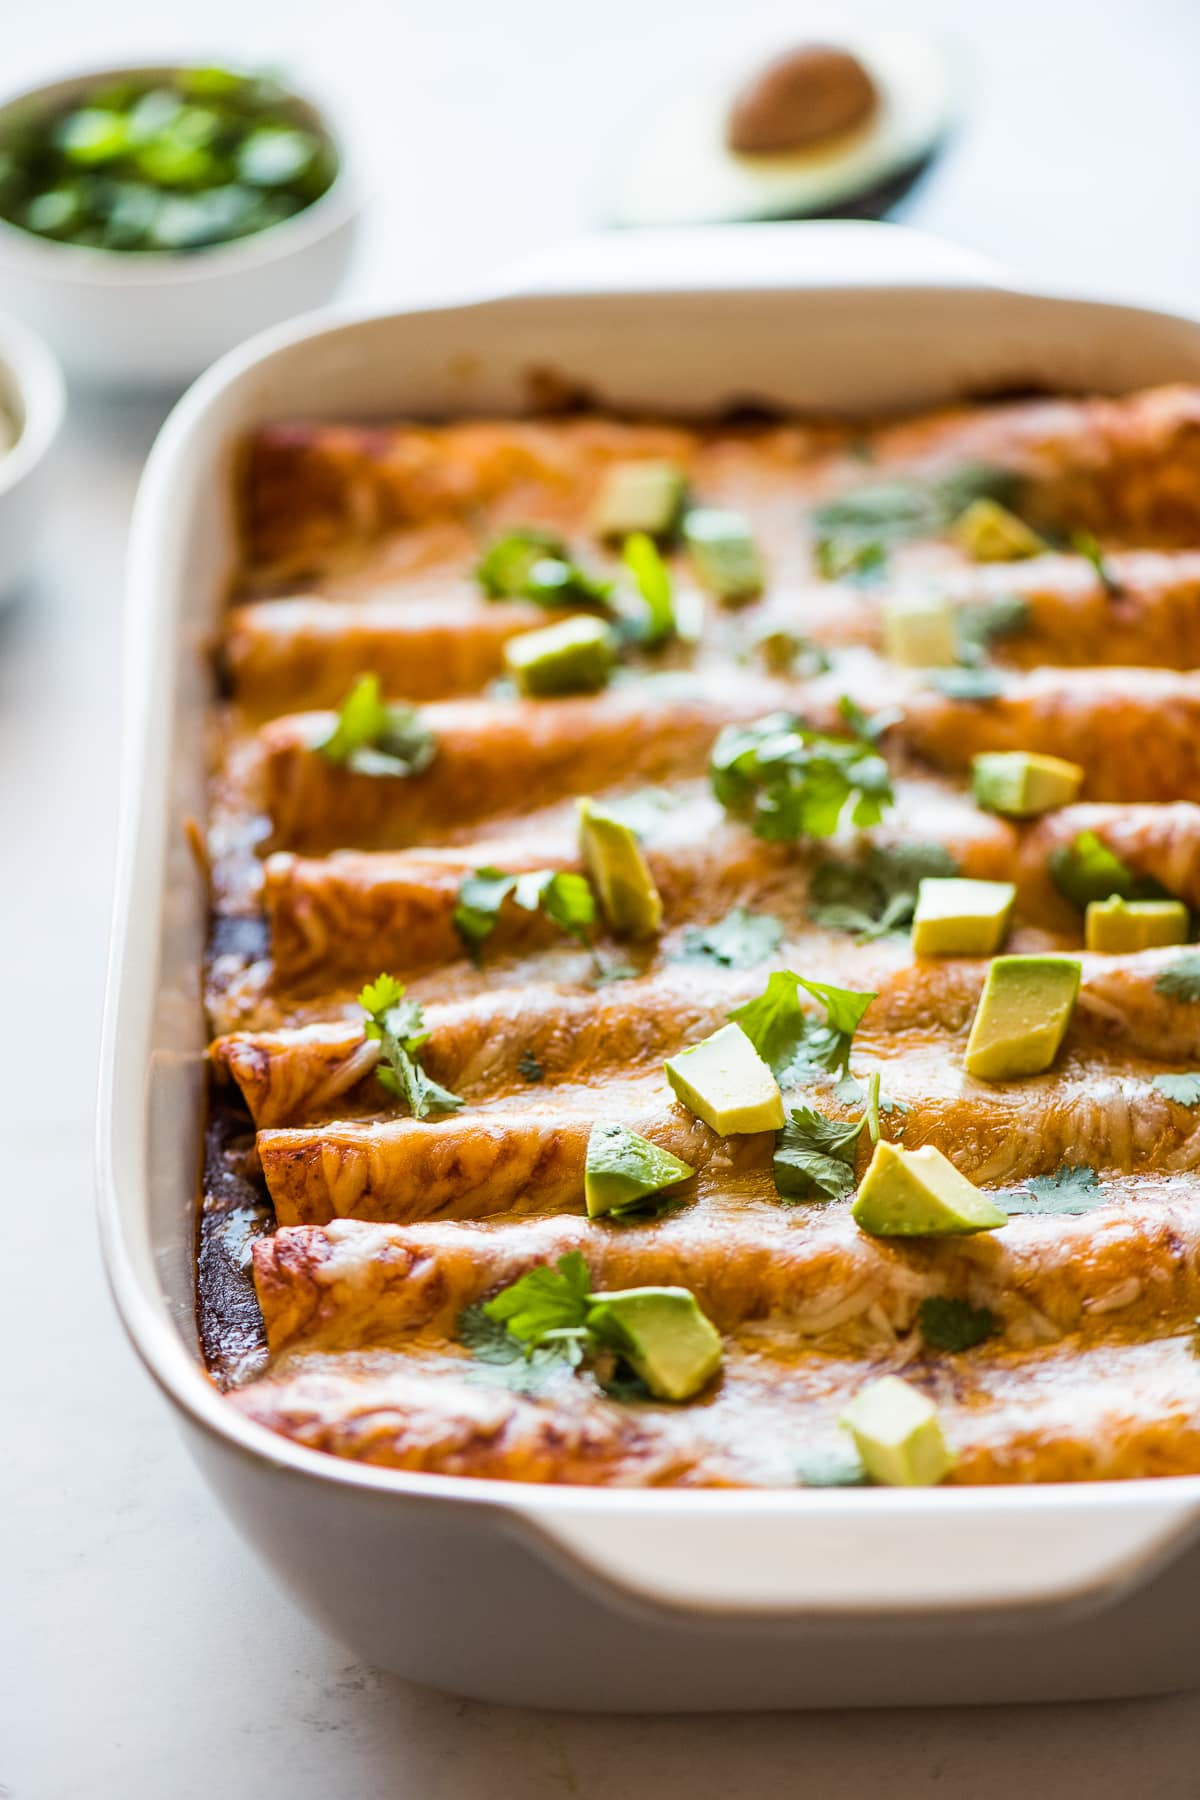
5;1;1200;1794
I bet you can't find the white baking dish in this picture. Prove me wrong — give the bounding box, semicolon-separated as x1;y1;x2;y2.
98;222;1200;1709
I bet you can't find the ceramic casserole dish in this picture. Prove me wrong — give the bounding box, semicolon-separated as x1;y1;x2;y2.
98;222;1200;1709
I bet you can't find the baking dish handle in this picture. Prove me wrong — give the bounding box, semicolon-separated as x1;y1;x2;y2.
508;1485;1200;1620
484;221;1005;300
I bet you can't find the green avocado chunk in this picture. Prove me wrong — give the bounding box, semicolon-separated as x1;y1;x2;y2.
682;508;764;604
591;460;686;540
665;1022;785;1135
964;953;1082;1080
585;1287;722;1401
881;594;957;667
851;1141;1008;1237
911;877;1016;957
503;615;617;696
953;497;1046;562
1085;896;1189;953
585;1121;694;1219
971;750;1084;817
840;1375;956;1486
578;797;663;938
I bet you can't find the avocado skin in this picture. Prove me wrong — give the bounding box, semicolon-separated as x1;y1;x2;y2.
586;1287;722;1401
964;953;1082;1081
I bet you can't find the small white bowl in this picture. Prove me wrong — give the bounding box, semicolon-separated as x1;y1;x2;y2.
0;308;65;603
0;64;361;389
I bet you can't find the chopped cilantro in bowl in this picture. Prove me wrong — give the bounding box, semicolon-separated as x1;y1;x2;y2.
0;64;339;254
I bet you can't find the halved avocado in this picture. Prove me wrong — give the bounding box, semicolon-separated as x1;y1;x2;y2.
610;29;955;228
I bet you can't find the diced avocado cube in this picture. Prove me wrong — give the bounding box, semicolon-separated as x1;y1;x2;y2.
585;1287;722;1401
1085;896;1189;953
503;615;617;696
840;1375;956;1486
682;508;764;605
591;460;686;540
953;498;1046;562
578;798;663;939
665;1022;785;1135
584;1121;694;1219
911;877;1016;957
972;750;1084;818
851;1141;1007;1237
964;953;1081;1080
881;594;957;667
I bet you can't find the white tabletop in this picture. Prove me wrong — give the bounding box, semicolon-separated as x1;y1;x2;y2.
6;0;1200;1792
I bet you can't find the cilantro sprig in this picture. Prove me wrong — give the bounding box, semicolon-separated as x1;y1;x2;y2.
622;532;677;647
476;529;613;610
773;1071;881;1201
1152;1072;1200;1105
730;971;876;1085
996;1163;1104;1215
809;844;958;941
1156;955;1200;1002
1072;530;1124;599
453;867;596;961
676;907;784;970
811;464;1023;584
315;674;436;778
917;1297;997;1352
710;702;894;842
359;974;463;1119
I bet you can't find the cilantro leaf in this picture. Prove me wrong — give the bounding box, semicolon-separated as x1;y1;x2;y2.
1156;955;1200;1003
315;674;437;778
710;709;894;842
730;970;876;1084
931;667;1004;701
359;974;463;1119
676;907;784;970
917;1297;997;1352
809;843;958;941
622;532;676;646
453;866;596;960
456;1304;576;1393
1151;1072;1200;1105
998;1163;1104;1215
476;528;612;609
773;1106;866;1201
1072;530;1123;599
756;630;832;677
795;1443;871;1487
955;594;1031;665
483;1250;593;1351
517;1048;545;1084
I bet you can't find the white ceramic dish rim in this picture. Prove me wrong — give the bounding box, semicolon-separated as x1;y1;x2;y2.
0;59;358;286
0;305;65;496
98;222;1200;1626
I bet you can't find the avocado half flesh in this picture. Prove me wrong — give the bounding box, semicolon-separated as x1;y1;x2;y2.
964;954;1082;1081
609;28;955;228
586;1288;723;1402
